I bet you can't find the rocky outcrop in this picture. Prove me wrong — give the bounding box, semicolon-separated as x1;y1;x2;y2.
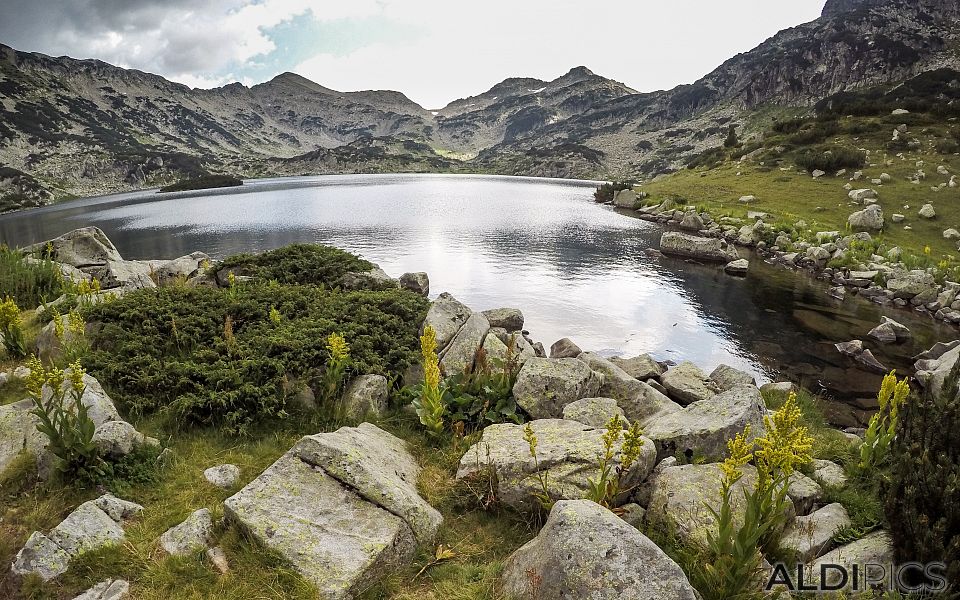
438;312;490;376
500;500;699;600
224;424;440;598
21;227;121;268
455;419;656;512
480;307;524;331
659;232;740;262
561;397;627;428
512;358;602;418
577;352;681;425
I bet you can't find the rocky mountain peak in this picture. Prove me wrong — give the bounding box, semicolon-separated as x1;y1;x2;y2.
821;0;874;17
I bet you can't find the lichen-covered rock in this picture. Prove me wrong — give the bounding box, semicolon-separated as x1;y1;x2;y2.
398;272;429;296
643;384;767;462
481;333;534;368
21;227;122;268
610;353;663;380
72;579;130;600
847;205;884;231
577;352;681;425
660;231;740;262
160;508;214;556
561;397;626;428
455;419;656;512
342;374;389;418
480;307;523;331
886;270;935;299
92;421;152;458
811;531;894;591
438;312;489;376
780;503;851;561
338;267;398;291
421;292;471;351
709;364;757;391
501;500;698;600
811;459;848;488
154;252;211;286
787;471;823;515
512;358;602;418
660;361;718;405
204;464;241;489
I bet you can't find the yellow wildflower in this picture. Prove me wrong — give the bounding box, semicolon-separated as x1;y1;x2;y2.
52;310;65;340
721;425;754;485
46;366;65;396
420;325;441;390
326;332;350;362
0;296;20;329
620;421;646;472
269;306;281;326
25;355;47;399
227;271;237;288
523;422;538;459
68;361;86;394
754;392;813;478
67;310;85;336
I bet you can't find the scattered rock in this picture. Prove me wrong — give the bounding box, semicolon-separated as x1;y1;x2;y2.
561;397;627;428
760;381;796;395
500;500;698;600
480;307;524;331
398;272;429;296
812;459;848;488
577;352;681;425
660;361;718;405
738;195;757;203
72;579;130;600
709;364;756;391
206;546;230;574
847;205;884;231
868;322;898;344
847;189;877;203
512;358;602;419
725;258;749;275
160;508;214;556
342;374;389;418
204;464;241;489
610;354;663;380
780;503;852;561
811;531;894;590
944;229;960;241
613;189;638;208
548;337;581;359
154;252;211;286
919;203;936;219
787;472;823;515
92;421;154;458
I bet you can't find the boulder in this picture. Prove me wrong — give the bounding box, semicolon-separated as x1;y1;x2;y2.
500;500;698;600
867;322;897;344
780;503;852;561
944;229;960;241
21;227;122;269
914;344;960;397
660;361;718;405
154;252;210;286
481;307;524;331
812;459;848;488
548;337;581;359
160;508;214;556
760;381;796;395
72;579;130;600
482;332;534;368
225;424;440;598
577;352;681;425
680;212;705;231
512;358;602;418
787;472;823;515
398;272;429;296
610;353;663;380
847;205;884;231
613;189;638;208
739;195;757;203
919;203;936;219
835;339;864;357
455;419;656;512
204;464;241;489
811;531;894;591
12;495;141;582
561;397;627;428
887;270;935;299
338;267;398;291
644;384;767;462
92;421;153;458
880;316;911;341
659;232;739;262
421;292;471;351
725;258;749;275
438;312;489;376
91;260;157;290
847;189;877;203
709;364;757;391
342;374;389;418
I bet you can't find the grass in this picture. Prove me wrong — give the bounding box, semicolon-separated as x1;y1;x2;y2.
0;248;64;310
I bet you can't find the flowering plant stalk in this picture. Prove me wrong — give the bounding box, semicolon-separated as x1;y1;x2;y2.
414;325;446;436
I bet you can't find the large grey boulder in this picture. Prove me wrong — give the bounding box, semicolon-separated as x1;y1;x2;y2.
12;495;141;582
421;292;471;351
561;397;626;428
22;227;122;269
811;531;894;590
342;374;389;418
613;188;638;208
92;260;157;290
501;500;698;600
812;459;848;488
644;384;767;462
455;419;656;512
610;353;663;380
847;205;884;231
915;344;960;397
780;503;851;561
72;579;130;600
577;353;681;425
154;252;211;286
438;312;489;376
709;364;757;391
512;358;602;419
398;272;429;296
482;333;534;368
886;270;935;299
660;361;718;405
160;508;214;556
225;424;440;598
91;421;154;458
660;232;740;262
480;307;523;331
548;337;581;359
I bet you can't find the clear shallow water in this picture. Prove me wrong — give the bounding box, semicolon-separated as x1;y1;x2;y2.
1;174;954;425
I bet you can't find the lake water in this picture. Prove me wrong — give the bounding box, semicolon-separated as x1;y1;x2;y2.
1;173;954;426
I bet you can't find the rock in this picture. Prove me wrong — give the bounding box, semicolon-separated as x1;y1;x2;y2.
92;421;151;458
660;361;718;405
787;472;823;515
868;322;898;344
342;374;389;418
937;165;950;176
887;270;935;299
812;459;848;488
548;337;581;359
847;205;884;231
725;258;749;275
856;349;888;373
892;108;910;115
91;260;157;290
709;364;756;391
848;189;877;203
620;503;647;529
154;252;210;286
398;272;429;296
512;358;602;418
680;211;705;231
944;229;960;241
12;495;137;582
613;188;638;208
659;232;739;262
806;246;831;262
22;227;122;268
422;292;471;351
35;312;81;364
561;397;627;428
812;531;894;590
204;464;241;489
483;332;534;367
644;384;767;462
880;173;893;183
160;508;214;556
206;546;230;574
456;420;656;512
610;353;663;380
780;503;852;562
812;169;826;178
480;307;524;331
760;381;796;395
338;267;398;291
577;353;681;425
501;500;698;600
738;195;757;203
919;203;936;219
225;424;440;597
891;213;905;223
72;579;130;600
438;312;489;376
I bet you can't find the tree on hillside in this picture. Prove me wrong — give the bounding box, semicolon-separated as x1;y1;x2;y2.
723;125;739;148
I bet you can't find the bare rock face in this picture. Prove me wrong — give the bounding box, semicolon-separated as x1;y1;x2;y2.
501;500;699;600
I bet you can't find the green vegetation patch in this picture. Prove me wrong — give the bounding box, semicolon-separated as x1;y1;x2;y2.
0;247;64;309
218;243;373;286
159;174;243;193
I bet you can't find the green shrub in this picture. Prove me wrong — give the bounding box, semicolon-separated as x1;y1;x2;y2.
794;146;866;173
159;174;243;193
218;244;373;286
885;361;960;590
686;146;726;170
593;182;633;203
82;282;427;433
0;246;64;309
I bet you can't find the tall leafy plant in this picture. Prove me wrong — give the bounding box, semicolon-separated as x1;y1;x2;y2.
414;325;446;436
859;371;909;473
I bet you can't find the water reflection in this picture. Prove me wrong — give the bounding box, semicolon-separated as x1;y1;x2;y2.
1;173;954;425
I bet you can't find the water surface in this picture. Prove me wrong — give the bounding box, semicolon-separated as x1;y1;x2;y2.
1;174;953;425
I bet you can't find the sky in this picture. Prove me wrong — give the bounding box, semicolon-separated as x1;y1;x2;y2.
0;1;826;109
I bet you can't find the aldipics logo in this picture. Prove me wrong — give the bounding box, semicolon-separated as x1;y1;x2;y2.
766;562;949;594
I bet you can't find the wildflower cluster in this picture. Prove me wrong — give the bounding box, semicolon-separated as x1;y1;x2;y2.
588;414;646;507
414;325;446;436
0;295;26;357
319;332;352;419
524;423;553;510
860;371;909;472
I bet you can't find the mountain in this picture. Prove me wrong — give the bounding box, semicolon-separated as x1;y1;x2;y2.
0;0;958;210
